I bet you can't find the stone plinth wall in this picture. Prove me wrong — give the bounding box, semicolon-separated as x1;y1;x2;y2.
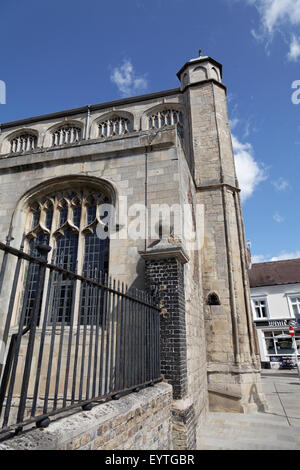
0;383;173;451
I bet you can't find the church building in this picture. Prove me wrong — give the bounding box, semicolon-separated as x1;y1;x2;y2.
0;52;266;449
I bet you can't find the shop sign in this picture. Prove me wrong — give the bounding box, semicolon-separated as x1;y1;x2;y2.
270;320;289;327
255;319;296;328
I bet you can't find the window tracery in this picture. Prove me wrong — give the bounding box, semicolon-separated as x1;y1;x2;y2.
148;109;183;130
148;108;184;141
98;116;131;138
10;133;38;153
51;126;82;146
23;188;110;325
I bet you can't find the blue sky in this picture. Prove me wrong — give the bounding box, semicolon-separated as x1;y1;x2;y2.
0;0;299;262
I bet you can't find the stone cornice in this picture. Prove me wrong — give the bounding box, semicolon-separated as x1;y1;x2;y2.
181;78;227;94
139;242;189;265
196;182;241;193
0;128;178;172
0;88;181;131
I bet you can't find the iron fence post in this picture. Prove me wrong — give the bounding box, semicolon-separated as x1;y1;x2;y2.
16;240;51;426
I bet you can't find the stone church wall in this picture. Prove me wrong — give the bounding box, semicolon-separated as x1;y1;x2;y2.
176;143;209;445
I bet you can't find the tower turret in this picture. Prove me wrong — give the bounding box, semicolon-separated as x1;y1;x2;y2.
178;51;267;413
177;50;222;92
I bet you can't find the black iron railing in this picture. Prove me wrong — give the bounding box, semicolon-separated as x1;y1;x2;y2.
0;238;161;436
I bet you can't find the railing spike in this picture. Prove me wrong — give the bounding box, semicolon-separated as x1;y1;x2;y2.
20;233;26;251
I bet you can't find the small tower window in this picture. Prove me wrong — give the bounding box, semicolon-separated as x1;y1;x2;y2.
207;292;221;306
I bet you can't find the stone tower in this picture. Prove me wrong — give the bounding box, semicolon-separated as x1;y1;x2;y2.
177;53;266;412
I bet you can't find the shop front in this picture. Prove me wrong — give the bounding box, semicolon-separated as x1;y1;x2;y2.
255;319;300;369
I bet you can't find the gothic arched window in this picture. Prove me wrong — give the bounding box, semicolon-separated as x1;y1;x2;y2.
23;188;110;325
148;108;184;141
51;125;82;146
10;133;38;153
148;109;183;129
98;116;131;138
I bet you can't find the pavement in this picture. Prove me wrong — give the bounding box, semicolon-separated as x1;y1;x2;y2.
197;370;300;450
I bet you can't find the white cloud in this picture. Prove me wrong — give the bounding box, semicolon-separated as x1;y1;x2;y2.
270;251;300;261
239;0;300;60
110;59;148;97
272;177;290;191
232;134;267;202
251;254;270;263
245;0;300;33
252;250;300;262
230;118;240;130
273;212;284;223
288;35;300;62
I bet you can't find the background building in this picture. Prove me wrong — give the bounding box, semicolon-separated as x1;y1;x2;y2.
249;259;300;369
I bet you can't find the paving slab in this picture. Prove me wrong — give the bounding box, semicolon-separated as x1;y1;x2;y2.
197;370;300;450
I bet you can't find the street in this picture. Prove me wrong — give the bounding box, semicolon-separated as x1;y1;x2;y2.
197;370;300;450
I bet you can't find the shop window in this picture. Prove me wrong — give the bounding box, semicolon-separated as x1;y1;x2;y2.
276;336;294;355
264;332;276;355
264;330;300;356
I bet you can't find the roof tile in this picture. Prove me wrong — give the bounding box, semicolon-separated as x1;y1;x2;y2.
249;259;300;287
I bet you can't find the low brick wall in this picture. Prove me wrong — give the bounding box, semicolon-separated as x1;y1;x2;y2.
0;383;173;451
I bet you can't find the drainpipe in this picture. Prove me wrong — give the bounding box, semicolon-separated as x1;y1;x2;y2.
85;105;91;140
